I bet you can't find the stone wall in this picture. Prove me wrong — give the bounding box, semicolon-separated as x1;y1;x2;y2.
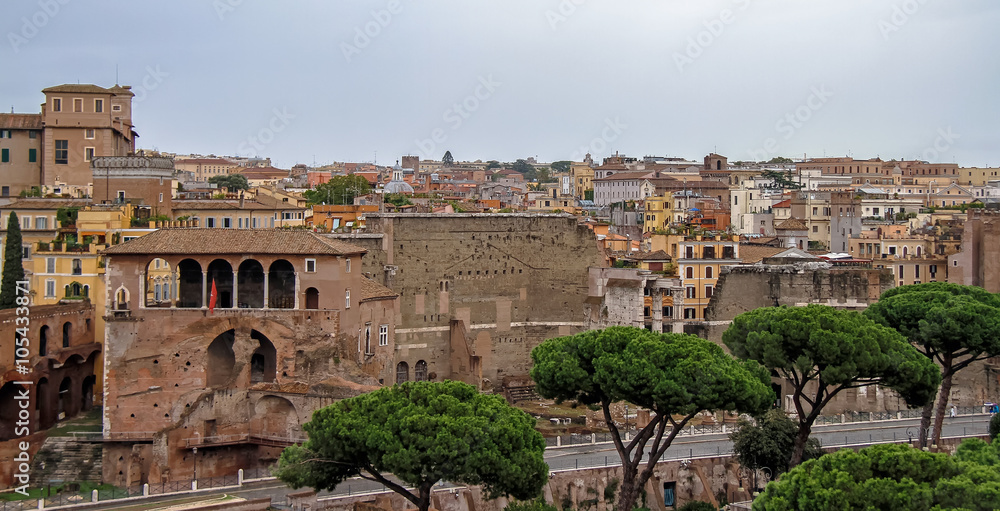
330;213;604;389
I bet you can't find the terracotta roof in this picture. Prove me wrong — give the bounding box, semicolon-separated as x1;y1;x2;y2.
107;85;135;97
738;245;785;264
775;218;808;231
42;84;113;94
238;167;290;179
3;198;92;210
772;200;791;208
102;229;367;256
359;277;398;303
0;114;42;130
594;172;651;182
629;250;671;261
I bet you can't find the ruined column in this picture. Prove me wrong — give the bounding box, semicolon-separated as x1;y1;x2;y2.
138;271;145;309
293;272;300;309
201;270;208;309
651;288;663;333
232;271;238;308
263;274;269;309
170;270;177;308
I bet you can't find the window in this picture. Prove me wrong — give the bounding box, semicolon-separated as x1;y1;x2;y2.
45;279;56;298
305;258;316;273
154;282;162;301
72;259;82;275
28;149;36;163
46;257;55;273
683;308;696;319
84;129;95;139
222;217;232;228
705;266;713;279
28;131;36;139
52;98;62;112
662;306;673;317
73;98;83;112
112;104;121;112
705;285;713;298
84;147;95;162
21;216;30;229
1;149;8;163
685;266;693;279
35;217;46;229
379;324;388;346
345;289;350;309
206;217;216;228
686;286;696;299
0;130;10;138
94;99;103;113
364;324;372;355
22;245;29;259
345;258;351;273
55;140;68;164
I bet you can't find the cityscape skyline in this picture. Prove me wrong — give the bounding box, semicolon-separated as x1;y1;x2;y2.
3;1;999;168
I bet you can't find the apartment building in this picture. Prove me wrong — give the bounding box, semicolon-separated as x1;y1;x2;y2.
0;114;42;196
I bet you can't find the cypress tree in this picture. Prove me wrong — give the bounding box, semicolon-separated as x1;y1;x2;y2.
0;212;25;309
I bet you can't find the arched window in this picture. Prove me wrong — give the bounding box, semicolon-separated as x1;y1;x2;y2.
207;259;234;309
238;260;265;308
414;361;428;382
268;260;295;309
62;322;71;348
305;287;319;310
396;362;409;384
178;259;203;308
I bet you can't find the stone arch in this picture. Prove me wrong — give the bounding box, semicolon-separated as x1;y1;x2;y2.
206;330;236;387
251;395;300;438
178;259;203;308
238;259;265;308
62;321;71;347
39;325;48;357
414;360;428;382
58;376;73;419
250;330;277;384
304;287;319;310
396;361;409;384
268;260;295;309
36;377;51;430
114;285;130;310
145;258;173;306
207;259;234;309
81;375;96;411
0;382;28;440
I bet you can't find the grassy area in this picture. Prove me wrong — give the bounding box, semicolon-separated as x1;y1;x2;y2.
46;406;102;437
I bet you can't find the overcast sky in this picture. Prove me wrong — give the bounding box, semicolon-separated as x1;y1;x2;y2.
3;1;998;168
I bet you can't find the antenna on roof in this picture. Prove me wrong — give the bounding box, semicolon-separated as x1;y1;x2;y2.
115;64;119;85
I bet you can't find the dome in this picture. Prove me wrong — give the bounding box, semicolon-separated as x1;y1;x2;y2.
384;179;414;194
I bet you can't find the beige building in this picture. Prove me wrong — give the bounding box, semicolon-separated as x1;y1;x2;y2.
0;114;43;196
39;84;138;191
174;158;238;182
171;199;307;228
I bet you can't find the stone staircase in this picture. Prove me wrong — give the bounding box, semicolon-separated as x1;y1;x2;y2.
506;385;541;403
30;436;103;487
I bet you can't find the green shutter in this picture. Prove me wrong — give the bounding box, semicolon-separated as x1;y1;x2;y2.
1;149;8;163
28;149;36;163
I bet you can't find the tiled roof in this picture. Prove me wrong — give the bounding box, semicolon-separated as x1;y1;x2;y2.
102;229;367;256
171;199;305;211
42;84;112;94
0;114;42;130
176;158;235;165
738;245;785;264
594;172;651;182
3;198;92;210
359;277;398;303
629;250;671;261
775;218;807;231
772;200;791;208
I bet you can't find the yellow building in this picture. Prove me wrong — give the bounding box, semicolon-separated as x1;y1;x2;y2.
676;235;740;320
643;194;675;233
570;162;595;199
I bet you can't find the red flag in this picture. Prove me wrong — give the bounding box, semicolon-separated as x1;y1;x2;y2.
209;279;218;314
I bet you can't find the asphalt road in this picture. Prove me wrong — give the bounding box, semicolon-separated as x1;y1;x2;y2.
77;414;989;509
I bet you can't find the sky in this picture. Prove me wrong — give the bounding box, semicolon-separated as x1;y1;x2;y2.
2;1;998;169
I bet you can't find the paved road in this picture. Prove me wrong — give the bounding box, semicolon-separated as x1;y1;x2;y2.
78;414;989;509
